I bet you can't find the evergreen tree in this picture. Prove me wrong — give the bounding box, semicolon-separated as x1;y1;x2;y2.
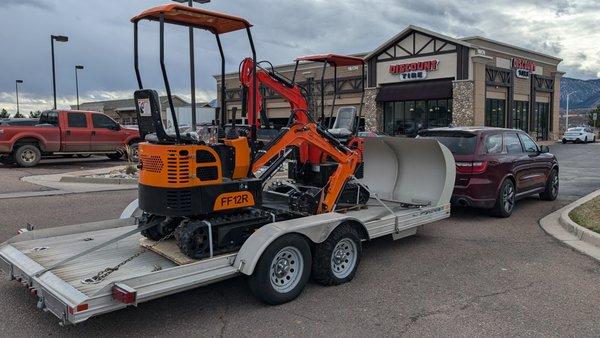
29;110;41;118
13;111;25;118
588;105;600;128
0;109;9;118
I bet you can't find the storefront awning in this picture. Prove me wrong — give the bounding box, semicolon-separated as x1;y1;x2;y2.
376;78;453;102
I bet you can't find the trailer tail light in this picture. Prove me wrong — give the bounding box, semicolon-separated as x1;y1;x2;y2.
112;283;137;304
67;303;89;314
455;161;488;174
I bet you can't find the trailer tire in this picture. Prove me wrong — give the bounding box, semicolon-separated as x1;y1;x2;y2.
14;144;41;167
248;234;311;305
312;224;362;286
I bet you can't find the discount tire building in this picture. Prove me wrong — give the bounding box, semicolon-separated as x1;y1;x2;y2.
217;25;563;140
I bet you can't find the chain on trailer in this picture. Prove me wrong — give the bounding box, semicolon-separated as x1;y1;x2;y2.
81;226;176;285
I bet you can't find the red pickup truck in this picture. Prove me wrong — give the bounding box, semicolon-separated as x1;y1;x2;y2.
0;110;142;167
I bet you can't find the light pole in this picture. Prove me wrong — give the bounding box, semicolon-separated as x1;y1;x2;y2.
15;80;23;116
75;65;84;110
174;0;210;129
51;35;69;109
565;90;577;130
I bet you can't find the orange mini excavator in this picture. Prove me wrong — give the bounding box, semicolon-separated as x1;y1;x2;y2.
132;4;368;259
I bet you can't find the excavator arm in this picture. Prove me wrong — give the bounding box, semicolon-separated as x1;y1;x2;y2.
240;57;362;214
239;58;309;127
251;123;360;213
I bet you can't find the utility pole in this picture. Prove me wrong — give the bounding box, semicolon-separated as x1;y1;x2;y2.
50;35;69;109
15;80;23;115
75;65;84;110
565;90;577;130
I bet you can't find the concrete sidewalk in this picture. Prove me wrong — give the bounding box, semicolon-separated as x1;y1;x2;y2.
0;165;137;199
540;189;600;261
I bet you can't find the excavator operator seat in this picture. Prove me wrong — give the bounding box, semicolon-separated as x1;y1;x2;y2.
134;89;176;144
328;106;357;140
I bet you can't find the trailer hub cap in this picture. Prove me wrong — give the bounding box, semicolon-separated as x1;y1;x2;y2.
331;238;357;279
270;246;303;293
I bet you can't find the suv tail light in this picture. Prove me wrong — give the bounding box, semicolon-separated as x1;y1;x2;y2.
455;161;488;174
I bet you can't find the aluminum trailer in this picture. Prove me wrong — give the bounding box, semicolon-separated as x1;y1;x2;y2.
0;137;455;325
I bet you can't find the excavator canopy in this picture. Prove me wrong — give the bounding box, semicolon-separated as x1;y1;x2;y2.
295;54;364;66
131;4;252;34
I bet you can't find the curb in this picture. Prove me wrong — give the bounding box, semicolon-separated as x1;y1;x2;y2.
558;190;600;248
540;190;600;261
59;176;138;185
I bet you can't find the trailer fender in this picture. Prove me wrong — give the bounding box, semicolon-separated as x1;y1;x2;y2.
234;212;364;275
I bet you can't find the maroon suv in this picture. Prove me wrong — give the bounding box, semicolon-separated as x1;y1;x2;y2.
418;127;559;217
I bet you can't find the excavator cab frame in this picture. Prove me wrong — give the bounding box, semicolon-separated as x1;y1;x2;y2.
292;54;365;134
131;4;259;142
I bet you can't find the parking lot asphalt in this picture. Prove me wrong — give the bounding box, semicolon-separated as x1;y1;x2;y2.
0;143;598;336
550;142;600;200
0;156;125;194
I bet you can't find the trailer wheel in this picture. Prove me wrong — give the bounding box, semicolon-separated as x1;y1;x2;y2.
14;144;41;167
248;234;311;305
312;224;362;286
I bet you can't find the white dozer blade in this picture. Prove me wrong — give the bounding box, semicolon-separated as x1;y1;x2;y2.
359;136;456;206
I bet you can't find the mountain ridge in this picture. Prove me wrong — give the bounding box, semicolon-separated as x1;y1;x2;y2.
560;77;600;110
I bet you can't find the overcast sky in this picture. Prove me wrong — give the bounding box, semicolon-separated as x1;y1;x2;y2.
1;0;599;114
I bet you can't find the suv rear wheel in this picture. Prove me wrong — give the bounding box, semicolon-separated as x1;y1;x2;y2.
540;169;559;201
491;179;515;218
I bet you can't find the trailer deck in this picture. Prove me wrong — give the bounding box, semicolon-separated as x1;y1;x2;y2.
0;199;449;325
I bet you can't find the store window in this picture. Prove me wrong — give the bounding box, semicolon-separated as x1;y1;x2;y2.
382;99;452;136
533;102;549;140
513;101;528;131
485;99;505;128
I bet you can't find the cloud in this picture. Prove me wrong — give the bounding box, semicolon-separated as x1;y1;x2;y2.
0;0;598;113
0;0;53;10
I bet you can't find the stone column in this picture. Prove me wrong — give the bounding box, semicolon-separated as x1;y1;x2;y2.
452;80;474;126
471;55;494;126
363;87;382;132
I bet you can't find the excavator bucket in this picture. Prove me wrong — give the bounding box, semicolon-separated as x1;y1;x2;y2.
359;137;455;206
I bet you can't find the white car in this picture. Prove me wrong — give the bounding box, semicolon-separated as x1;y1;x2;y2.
562;127;597;143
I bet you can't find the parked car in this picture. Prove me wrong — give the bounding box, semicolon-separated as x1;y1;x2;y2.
562;127;596;143
418;127;559;217
0;110;142;167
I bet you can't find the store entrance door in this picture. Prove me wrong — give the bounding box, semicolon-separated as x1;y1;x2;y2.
534;102;549;140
